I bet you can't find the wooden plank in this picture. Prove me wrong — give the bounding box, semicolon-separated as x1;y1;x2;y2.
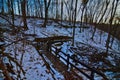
34;36;72;42
51;46;109;80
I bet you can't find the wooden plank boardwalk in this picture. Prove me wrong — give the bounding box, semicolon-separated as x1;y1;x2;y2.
34;47;82;80
33;36;108;80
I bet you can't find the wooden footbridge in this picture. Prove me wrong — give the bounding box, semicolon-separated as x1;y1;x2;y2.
33;36;108;80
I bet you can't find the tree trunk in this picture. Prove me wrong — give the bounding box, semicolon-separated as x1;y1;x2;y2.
72;0;78;46
106;0;119;53
21;0;28;30
11;0;14;25
80;5;85;32
91;0;109;40
61;0;63;26
56;0;58;19
37;0;43;18
17;0;21;15
43;0;51;27
1;0;4;13
43;8;48;27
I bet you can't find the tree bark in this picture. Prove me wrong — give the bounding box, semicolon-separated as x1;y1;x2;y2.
80;0;88;32
43;0;51;27
106;0;119;53
61;0;63;25
21;0;28;30
72;0;78;46
1;0;4;13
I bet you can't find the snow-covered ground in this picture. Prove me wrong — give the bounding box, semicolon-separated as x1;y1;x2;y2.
25;18;120;79
3;38;64;80
1;16;120;80
25;18;120;53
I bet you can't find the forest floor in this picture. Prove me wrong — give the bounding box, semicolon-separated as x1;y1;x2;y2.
0;15;120;80
92;23;120;40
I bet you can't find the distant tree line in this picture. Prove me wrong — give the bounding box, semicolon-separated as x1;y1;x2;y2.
0;0;120;23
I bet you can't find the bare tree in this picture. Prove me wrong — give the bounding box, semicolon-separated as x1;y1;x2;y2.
72;0;78;46
80;0;88;32
64;0;74;24
37;0;44;18
106;0;119;53
17;0;21;15
55;0;58;19
91;0;110;40
5;0;15;29
61;0;63;25
21;0;28;30
1;0;4;13
11;0;15;25
43;0;51;27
